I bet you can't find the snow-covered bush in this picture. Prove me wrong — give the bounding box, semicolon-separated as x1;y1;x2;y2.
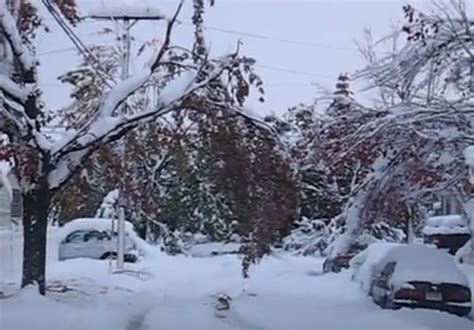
95;190;119;219
282;217;330;255
361;222;406;243
283;216;406;256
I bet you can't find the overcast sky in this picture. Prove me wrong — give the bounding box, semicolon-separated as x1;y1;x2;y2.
37;0;438;115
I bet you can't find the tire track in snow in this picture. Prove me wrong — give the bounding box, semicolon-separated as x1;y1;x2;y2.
126;313;148;330
124;291;160;330
215;295;264;330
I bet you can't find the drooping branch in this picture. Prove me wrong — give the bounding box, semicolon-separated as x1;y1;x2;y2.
0;1;34;73
49;57;234;190
0;75;31;103
0;0;50;146
48;0;185;159
150;0;184;71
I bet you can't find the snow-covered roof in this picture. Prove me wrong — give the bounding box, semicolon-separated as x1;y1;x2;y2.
422;215;470;235
380;245;469;286
88;2;170;20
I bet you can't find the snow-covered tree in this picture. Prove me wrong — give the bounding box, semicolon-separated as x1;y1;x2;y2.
326;0;474;257
326;73;354;117
0;0;265;294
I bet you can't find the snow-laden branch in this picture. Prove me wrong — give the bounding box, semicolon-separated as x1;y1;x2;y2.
49;56;233;190
0;0;34;71
0;75;31;102
49;1;184;157
356;2;474;99
100;69;152;118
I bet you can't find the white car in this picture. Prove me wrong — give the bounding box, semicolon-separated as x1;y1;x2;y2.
352;243;471;316
58;218;140;262
349;242;402;293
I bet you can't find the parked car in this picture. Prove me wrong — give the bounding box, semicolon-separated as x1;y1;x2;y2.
456;239;474;265
423;215;471;254
323;242;367;273
58;223;139;263
350;242;403;292
367;245;471;316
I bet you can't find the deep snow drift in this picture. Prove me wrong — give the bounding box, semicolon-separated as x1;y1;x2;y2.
1;249;473;330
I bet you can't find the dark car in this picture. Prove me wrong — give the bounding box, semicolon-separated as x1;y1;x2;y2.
323;242;367;273
369;245;471;317
423;215;471;254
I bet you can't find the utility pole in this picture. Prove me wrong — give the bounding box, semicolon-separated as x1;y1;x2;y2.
89;7;168;270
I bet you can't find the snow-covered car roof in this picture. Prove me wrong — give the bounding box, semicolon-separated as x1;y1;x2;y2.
422;215;470;236
59;218;135;238
378;245;469;286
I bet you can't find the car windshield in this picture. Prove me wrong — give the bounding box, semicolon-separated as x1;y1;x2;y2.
2;1;474;329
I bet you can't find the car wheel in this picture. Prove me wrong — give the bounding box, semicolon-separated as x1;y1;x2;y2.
332;263;341;273
369;281;375;296
451;308;470;317
101;252;117;260
379;294;390;309
322;260;330;273
380;291;401;310
124;254;138;263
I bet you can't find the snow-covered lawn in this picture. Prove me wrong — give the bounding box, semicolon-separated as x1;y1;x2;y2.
1;249;473;330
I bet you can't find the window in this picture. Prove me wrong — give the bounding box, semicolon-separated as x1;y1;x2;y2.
84;230;107;242
65;230;87;243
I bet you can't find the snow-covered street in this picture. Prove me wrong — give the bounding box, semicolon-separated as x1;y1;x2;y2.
2;253;473;330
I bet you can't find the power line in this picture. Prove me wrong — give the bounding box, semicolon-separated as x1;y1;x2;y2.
255;64;334;79
40;81;319;88
36;8;350;81
184;23;370;54
41;0;116;86
37;46;336;80
41;12;389;55
38;47;76;56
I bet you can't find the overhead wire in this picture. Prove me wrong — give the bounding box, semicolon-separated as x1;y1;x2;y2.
40;0;116;86
37;6;369;86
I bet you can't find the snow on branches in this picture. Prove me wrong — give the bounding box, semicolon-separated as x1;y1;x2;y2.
0;0;266;293
357;1;474;101
1;0;259;193
325;1;474;257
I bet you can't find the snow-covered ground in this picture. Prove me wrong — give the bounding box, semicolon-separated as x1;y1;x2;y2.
1;245;473;330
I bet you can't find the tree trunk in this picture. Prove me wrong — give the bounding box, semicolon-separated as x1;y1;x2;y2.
21;176;51;295
325;188;369;258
